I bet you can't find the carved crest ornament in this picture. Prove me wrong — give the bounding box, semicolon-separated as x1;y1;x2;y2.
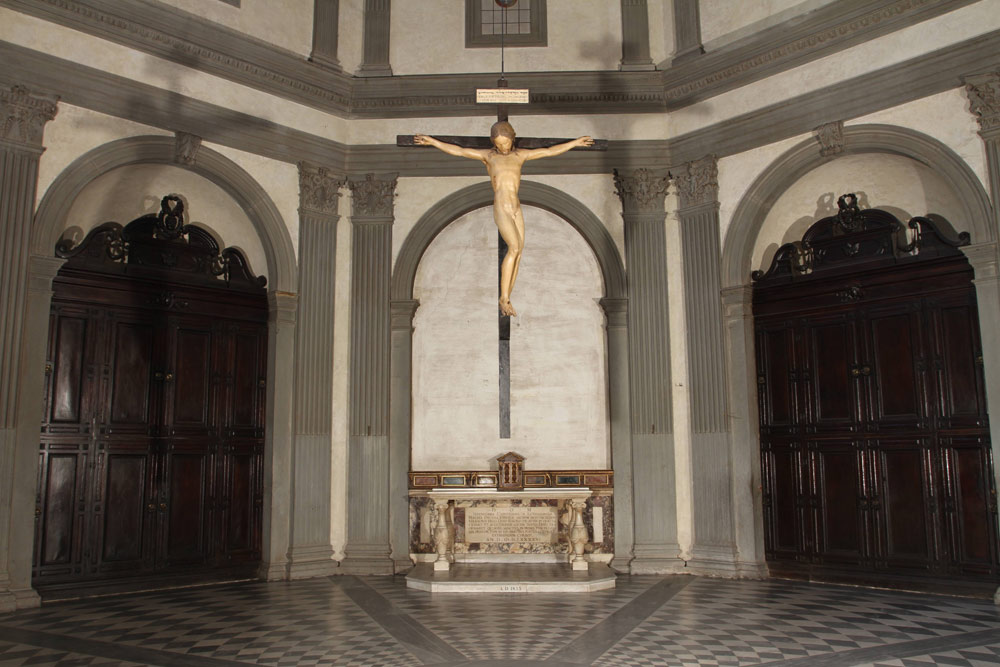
56;194;266;290
752;192;970;284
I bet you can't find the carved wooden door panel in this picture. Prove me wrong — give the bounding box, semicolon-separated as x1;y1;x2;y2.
939;437;998;576
928;295;988;431
89;309;161;577
808;440;869;567
755;321;800;437
215;323;266;564
801;313;863;434
760;440;806;562
34;304;101;581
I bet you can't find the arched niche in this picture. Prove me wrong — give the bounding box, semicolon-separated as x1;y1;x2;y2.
717;123;998;574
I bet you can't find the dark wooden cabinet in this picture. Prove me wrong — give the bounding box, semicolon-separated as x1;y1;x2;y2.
34;205;267;591
754;196;998;593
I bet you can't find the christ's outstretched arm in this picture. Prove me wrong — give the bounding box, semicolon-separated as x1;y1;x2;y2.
414;134;486;161
523;136;594;160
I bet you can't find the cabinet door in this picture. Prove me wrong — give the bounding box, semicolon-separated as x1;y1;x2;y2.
761;440;806;561
861;304;929;432
217;440;263;563
157;442;214;569
162;317;217;438
35;305;100;581
223;323;267;438
809;440;868;567
939;436;998;576
928;297;988;431
869;439;937;574
756;321;800;435
801;313;863;433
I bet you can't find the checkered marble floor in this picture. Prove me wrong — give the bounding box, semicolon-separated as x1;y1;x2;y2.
1;574;1000;666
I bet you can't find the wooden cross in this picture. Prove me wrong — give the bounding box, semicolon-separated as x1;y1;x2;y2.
398;84;606;440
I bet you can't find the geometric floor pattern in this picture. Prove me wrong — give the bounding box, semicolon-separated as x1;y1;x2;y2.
1;574;999;666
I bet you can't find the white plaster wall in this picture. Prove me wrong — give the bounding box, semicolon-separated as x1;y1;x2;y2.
388;0;622;75
331;205;352;560
339;0;364;74
850;88;989;195
751;153;969;275
671;1;1000;138
209;143;301;259
411;207;608;471
0;8;350;143
62;164;269;282
155;0;313;56
37;104;173;210
700;0;838;49
717;132;811;245
531;174;625;267
648;0;673;65
350;113;667;144
393;176;484;267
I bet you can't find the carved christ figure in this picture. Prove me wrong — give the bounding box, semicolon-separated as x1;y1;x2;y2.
415;122;594;316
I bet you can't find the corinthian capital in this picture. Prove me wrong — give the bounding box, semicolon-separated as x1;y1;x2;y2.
613;168;670;215
0;85;58;148
674;155;718;210
299;162;345;217
348;173;398;219
965;72;1000;135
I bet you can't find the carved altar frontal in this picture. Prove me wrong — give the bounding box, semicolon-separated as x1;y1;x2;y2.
408;490;614;563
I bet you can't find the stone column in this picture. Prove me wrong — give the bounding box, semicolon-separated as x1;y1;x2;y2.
964;74;1000;574
600;297;635;572
260;291;297;581
0;85;57;612
671;0;705;64
287;163;344;579
311;0;342;71
620;0;654;71
341;173;397;574
388;299;419;572
357;0;392;77
675;155;741;575
613;168;683;573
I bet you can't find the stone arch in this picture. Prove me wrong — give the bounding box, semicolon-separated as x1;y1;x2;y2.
722;124;994;289
392;180;626;300
27;135;297;582
717;122;999;576
386;179;633;569
33;135;296;292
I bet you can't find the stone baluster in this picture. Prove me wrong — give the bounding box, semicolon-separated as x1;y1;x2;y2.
569;499;590;570
287;163;344;579
432;499;451;571
613;168;682;573
341;173;397;574
0;85;58;612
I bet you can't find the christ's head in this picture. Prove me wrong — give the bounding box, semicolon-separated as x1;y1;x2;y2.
490;121;516;154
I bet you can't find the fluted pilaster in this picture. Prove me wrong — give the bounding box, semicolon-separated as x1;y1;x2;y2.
613;167;682;573
342;173;397;574
357;0;392;77
620;0;654;71
389;299;419;572
965;72;1000;234
671;0;704;64
288;162;344;578
311;0;342;71
0;85;56;612
675;155;739;573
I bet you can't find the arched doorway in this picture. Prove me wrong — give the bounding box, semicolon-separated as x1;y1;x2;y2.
752;194;997;594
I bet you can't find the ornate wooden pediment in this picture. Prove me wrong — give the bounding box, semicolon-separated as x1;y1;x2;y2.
56;194;266;291
751;193;970;286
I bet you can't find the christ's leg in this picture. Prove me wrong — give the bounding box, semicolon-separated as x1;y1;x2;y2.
494;197;523;316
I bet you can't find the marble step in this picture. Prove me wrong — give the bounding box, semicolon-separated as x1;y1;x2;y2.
405;562;616;593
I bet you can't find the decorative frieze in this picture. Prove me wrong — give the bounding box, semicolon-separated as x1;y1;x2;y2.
298;162;345;217
0;85;58;150
348;172;397;218
674;155;719;210
965;72;1000;136
613;168;670;215
814;120;846;157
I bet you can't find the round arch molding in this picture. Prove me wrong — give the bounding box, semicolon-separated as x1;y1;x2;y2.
33;135;296;293
391;180;626;300
721;123;995;289
385;179;635;572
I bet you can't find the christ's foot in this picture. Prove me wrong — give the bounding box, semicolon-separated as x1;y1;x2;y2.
499;298;517;317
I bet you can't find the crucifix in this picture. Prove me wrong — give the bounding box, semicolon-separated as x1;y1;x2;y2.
397;0;607;437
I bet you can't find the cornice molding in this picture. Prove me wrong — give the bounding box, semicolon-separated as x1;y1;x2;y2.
4;0;976;119
661;0;975;109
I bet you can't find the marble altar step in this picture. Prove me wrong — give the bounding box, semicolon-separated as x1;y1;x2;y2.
405;562;616;593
